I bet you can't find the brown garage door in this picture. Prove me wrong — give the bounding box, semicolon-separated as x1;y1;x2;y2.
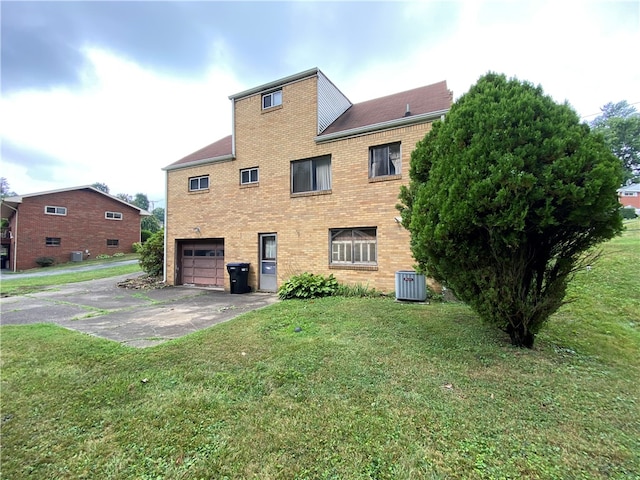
181;240;224;287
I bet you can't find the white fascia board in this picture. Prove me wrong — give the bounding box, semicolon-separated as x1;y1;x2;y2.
315;109;449;144
229;68;319;100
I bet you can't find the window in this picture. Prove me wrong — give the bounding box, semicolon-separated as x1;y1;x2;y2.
291;155;331;194
330;228;377;265
46;237;61;246
105;211;123;220
622;191;637;197
107;239;119;247
189;175;209;191
369;142;401;178
240;167;259;185
262;90;282;109
45;206;67;216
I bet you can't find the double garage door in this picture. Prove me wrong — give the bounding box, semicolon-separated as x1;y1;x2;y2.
181;240;224;287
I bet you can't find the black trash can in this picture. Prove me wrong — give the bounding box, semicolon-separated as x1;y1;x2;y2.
227;262;251;294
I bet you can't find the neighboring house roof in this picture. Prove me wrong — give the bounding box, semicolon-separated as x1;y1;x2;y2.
0;185;152;219
318;81;452;140
166;135;233;170
617;183;640;193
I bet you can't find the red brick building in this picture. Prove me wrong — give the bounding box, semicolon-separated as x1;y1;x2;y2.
1;186;150;271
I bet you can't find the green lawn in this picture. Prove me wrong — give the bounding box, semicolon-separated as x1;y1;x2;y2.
0;254;142;297
1;221;638;479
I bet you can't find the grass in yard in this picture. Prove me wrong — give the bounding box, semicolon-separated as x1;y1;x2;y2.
0;259;142;297
1;221;638;479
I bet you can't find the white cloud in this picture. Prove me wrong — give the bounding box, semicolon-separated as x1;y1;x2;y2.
1;47;242;204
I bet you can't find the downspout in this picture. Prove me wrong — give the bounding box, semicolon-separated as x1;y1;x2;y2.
4;203;18;272
163;170;168;283
231;97;236;157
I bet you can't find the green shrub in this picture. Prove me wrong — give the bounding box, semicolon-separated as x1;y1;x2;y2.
132;242;143;253
278;272;339;300
96;254;111;260
35;256;55;267
112;252;125;257
139;229;164;277
621;207;638;219
141;230;153;243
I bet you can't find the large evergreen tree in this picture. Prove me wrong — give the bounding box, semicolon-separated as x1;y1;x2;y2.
399;73;624;348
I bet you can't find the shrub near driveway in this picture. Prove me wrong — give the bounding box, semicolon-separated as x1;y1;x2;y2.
0;223;638;479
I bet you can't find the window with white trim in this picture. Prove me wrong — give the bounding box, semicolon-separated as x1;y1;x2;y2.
189;175;209;191
240;167;259;185
107;239;119;247
45;206;67;216
369;142;401;178
330;228;377;265
262;90;282;109
622;191;637;197
105;211;123;220
291;155;331;194
46;237;61;246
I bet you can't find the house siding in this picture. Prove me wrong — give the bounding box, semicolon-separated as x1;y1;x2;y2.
166;74;438;293
8;190;142;270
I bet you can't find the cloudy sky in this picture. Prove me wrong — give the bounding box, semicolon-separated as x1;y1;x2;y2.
1;1;638;208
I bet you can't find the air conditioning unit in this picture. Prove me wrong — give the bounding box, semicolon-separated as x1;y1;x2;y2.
395;271;427;301
70;251;83;262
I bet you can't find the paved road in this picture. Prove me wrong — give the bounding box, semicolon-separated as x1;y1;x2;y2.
0;271;278;348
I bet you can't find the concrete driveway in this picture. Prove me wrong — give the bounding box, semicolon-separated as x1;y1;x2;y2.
0;273;278;348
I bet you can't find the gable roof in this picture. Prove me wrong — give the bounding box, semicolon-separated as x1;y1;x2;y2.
164;70;452;169
618;183;640;193
317;81;452;141
164;135;233;171
1;185;152;219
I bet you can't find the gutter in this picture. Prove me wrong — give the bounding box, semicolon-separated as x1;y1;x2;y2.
315;108;450;144
161;154;235;172
229;67;319;100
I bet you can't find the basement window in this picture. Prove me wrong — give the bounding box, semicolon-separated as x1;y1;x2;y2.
107;239;119;247
46;237;61;246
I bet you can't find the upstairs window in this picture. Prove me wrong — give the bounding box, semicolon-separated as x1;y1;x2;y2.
330;228;377;265
45;206;67;216
189;175;209;191
262;90;282;110
369;142;401;178
291;155;331;194
240;167;259;185
105;211;123;220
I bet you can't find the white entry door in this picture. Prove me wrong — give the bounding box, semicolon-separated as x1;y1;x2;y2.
259;234;277;292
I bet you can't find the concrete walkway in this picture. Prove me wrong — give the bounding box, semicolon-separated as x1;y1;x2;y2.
0;272;278;348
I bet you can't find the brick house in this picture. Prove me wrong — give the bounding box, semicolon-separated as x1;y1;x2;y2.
1;186;150;271
617;183;640;211
163;68;452;292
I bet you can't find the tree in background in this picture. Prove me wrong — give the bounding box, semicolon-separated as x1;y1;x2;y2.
152;207;165;224
132;193;150;211
116;193;133;204
1;178;17;199
91;182;110;194
141;215;161;233
398;73;624;348
589;100;640;183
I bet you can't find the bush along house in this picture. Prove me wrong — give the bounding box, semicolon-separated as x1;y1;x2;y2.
162;68;452;293
0;186;150;271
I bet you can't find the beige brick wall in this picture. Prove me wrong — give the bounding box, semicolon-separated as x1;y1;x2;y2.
166;75;433;293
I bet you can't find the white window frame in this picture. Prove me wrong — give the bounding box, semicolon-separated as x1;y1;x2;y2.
240;167;259;185
107;239;119;247
45;237;61;246
291;155;332;194
622;192;637;197
262;90;282;110
189;175;209;191
369;142;401;178
105;211;123;220
330;228;377;265
45;206;67;216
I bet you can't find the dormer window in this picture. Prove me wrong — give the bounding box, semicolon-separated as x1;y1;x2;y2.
262;90;282;110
